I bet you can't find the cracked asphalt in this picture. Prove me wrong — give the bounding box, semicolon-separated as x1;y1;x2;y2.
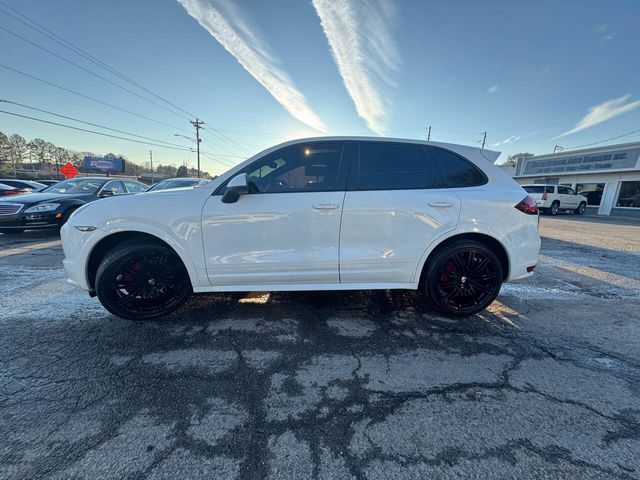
1;214;639;479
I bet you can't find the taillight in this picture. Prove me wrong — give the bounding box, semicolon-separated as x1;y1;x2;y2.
4;190;20;195
515;195;538;215
542;191;548;201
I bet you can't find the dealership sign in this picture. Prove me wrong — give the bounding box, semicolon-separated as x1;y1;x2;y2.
518;148;640;176
83;156;125;172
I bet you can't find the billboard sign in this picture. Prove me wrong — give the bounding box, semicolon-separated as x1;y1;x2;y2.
83;156;125;172
518;148;640;176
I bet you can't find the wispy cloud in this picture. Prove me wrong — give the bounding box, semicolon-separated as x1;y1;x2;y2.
177;0;326;132
595;24;615;45
486;84;499;95
553;95;640;139
312;0;400;135
492;135;521;147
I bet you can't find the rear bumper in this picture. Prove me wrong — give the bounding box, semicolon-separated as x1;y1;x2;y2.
490;210;541;282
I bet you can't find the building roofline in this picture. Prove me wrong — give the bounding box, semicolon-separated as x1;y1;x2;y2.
529;139;640;160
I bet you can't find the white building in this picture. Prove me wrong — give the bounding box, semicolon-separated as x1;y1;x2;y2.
511;141;640;216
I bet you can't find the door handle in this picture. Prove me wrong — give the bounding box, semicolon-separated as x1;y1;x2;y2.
428;201;453;207
313;203;340;210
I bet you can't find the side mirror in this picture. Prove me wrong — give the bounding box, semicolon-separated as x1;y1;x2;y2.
221;173;249;204
99;189;115;197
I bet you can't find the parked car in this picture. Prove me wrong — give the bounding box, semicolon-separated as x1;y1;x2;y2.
0;179;47;192
147;177;211;192
0;182;30;197
62;137;541;320
0;177;148;234
37;179;62;187
522;184;587;215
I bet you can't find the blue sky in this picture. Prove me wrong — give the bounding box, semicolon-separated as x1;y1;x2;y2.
1;0;639;174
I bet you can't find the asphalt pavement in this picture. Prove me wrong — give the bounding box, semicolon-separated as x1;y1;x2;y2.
1;214;639;479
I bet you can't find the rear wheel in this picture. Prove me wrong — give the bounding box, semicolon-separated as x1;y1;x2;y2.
574;202;586;215
423;240;503;316
95;240;192;320
0;229;25;234
549;201;560;215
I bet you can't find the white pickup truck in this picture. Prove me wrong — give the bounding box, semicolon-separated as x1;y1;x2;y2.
522;184;588;215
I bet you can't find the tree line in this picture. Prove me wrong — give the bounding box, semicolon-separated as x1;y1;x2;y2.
0;131;212;179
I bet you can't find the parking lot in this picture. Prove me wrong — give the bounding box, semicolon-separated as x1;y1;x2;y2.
1;215;639;479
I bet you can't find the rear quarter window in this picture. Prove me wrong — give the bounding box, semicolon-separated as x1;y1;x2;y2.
425;146;487;188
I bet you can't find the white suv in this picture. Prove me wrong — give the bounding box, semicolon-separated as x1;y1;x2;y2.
522;184;587;215
61;137;541;320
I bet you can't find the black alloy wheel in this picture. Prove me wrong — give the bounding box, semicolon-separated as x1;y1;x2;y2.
575;202;586;215
424;240;503;316
95;240;191;320
550;201;560;215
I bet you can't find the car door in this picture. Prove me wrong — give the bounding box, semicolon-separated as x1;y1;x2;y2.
201;141;348;287
339;141;462;284
557;186;576;208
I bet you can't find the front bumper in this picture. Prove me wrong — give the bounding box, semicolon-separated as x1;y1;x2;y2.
61;223;96;291
0;211;64;230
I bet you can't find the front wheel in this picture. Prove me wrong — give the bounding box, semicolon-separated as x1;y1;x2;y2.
574;202;586;215
95;240;192;320
423;240;503;316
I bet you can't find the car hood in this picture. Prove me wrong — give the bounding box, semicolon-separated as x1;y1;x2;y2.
0;192;89;205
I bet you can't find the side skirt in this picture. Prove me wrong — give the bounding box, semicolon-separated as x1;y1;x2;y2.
193;282;418;293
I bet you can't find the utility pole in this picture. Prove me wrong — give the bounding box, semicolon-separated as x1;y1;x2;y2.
149;150;154;183
190;118;204;178
427;126;431;141
481;132;487;149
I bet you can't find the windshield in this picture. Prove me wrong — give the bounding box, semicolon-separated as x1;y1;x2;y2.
42;178;104;194
523;186;546;194
149;179;199;191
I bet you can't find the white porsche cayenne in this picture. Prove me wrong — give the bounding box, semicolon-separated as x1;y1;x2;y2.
61;137;541;320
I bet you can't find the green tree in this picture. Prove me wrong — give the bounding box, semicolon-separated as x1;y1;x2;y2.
176;165;188;177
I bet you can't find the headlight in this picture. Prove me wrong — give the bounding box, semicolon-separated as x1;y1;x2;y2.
24;203;60;213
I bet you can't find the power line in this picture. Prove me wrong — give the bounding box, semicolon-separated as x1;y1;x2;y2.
564;129;640;151
0;105;242;170
1;99;196;149
0;24;192;121
0;109;197;151
0;0;196;119
0;64;192;134
201;125;252;155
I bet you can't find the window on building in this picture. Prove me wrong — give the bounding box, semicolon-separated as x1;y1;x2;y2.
616;181;640;208
575;183;605;206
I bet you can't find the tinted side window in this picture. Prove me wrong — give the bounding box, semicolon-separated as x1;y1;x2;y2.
426;147;487;188
350;142;432;190
103;181;125;195
557;186;570;195
244;142;344;193
124;181;145;193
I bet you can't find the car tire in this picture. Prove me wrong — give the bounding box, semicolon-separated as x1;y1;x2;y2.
550;201;560;215
95;239;192;320
0;229;25;234
574;202;586;215
423;240;503;317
